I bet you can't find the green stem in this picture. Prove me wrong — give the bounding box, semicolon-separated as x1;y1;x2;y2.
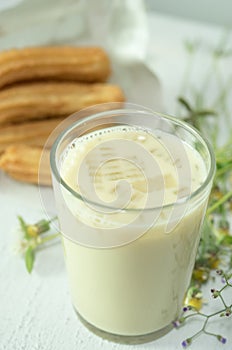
205;308;226;319
219;284;228;293
204;330;219;338
176;47;196;115
205;217;221;239
38;233;60;245
202;316;209;331
207;190;232;215
200;56;217;93
48;216;58;224
219;294;227;309
190;328;203;341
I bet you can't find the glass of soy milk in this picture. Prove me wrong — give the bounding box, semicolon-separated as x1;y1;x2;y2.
50;104;215;343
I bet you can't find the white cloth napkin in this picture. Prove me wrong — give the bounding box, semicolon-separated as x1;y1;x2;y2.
0;0;147;53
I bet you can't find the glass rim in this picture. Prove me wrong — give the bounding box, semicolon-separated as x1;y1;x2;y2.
50;108;216;212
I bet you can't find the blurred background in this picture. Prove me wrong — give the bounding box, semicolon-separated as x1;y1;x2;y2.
1;0;232;26
146;0;231;26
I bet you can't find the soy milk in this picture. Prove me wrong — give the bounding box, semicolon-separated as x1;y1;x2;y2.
60;126;208;336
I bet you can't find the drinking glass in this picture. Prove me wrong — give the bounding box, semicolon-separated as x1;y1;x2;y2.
49;104;215;344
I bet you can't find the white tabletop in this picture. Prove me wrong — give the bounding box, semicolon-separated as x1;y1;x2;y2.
1;13;232;350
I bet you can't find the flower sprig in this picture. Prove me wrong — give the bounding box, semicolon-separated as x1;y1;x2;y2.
17;216;59;273
173;270;232;348
173;101;232;348
174;31;232;348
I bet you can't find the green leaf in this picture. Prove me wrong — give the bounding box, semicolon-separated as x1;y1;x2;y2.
193;110;217;117
36;219;50;234
178;96;192;112
25;247;35;273
213;48;232;58
221;235;232;246
18;216;29;239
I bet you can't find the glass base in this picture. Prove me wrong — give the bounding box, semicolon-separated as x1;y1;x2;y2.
74;307;173;345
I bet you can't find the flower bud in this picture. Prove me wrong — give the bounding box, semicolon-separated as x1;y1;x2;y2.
211;290;220;298
182;338;192;348
217;335;227;344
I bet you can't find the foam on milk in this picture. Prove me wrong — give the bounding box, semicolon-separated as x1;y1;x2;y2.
61;125;206;211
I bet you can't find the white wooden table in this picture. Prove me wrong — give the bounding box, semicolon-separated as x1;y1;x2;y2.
1;13;232;350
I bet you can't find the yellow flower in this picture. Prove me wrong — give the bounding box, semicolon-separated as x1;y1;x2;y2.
185;297;203;311
192;267;209;283
27;225;39;237
184;286;203;311
209;258;220;269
